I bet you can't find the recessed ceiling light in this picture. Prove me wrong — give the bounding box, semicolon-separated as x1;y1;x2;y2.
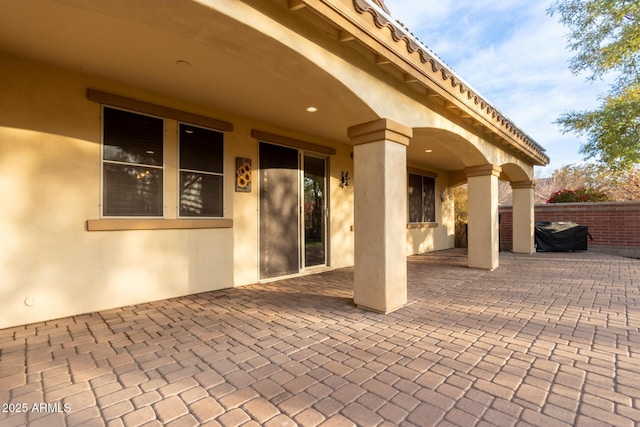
306;107;318;113
425;149;433;153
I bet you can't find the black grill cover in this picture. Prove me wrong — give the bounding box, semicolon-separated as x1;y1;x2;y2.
535;221;591;252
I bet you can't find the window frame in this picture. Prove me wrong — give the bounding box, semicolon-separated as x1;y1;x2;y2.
177;122;225;218
407;172;436;224
100;105;165;218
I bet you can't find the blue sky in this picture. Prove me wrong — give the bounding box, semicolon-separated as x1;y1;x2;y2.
383;0;611;176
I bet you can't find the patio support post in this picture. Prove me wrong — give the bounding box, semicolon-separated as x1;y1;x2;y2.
465;164;501;270
511;180;536;254
348;118;412;314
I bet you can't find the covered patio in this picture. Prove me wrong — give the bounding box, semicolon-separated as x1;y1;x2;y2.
1;250;639;426
1;0;549;328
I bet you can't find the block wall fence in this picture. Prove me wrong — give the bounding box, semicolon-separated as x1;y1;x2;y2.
498;202;640;258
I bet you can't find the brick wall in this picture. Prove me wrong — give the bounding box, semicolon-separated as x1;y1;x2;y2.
499;202;640;253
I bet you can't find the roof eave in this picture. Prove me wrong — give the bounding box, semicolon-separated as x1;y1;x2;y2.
288;0;550;166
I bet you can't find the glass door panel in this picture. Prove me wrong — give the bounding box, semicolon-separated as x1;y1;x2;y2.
303;156;326;267
259;142;300;279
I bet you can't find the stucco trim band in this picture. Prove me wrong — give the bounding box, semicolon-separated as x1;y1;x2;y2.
465;164;502;178
406;222;438;229
86;218;233;231
511;180;536;190
407;167;438;178
87;89;233;132
251;130;336;155
347;118;412;146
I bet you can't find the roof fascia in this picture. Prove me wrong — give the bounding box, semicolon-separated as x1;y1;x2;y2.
287;0;550;166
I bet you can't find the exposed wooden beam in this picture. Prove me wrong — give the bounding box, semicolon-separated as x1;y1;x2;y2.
375;55;391;65
403;73;418;83
288;0;305;11
425;89;440;98
338;30;355;42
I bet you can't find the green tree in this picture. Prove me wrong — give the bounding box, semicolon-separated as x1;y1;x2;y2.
548;0;640;173
452;185;468;248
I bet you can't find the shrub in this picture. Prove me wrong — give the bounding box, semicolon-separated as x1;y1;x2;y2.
546;188;610;203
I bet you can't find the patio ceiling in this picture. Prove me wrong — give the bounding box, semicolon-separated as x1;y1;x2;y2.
0;0;377;144
407;128;487;172
0;0;535;174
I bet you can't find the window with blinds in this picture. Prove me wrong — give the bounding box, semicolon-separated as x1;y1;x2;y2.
178;124;224;217
102;107;163;216
408;173;436;223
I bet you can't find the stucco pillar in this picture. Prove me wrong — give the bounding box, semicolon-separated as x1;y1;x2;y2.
347;119;412;314
511;180;536;254
466;165;501;270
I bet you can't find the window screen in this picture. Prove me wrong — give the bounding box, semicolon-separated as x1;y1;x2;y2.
179;124;224;217
102;107;163;216
408;173;436;223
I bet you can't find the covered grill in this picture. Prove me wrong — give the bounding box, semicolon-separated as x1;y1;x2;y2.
535;221;592;252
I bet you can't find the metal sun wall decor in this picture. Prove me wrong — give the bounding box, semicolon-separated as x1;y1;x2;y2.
235;158;252;192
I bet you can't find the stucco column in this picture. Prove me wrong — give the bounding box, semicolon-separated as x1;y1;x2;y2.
511;180;536;254
465;165;501;270
347;118;412;314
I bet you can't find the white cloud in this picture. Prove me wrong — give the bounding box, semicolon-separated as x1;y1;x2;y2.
384;0;611;174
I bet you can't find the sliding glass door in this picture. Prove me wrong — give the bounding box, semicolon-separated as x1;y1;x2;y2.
259;143;327;279
304;156;326;267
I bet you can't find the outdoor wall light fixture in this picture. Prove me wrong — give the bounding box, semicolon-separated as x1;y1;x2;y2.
339;171;351;188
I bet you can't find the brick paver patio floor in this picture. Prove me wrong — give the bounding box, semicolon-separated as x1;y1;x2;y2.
1;249;640;426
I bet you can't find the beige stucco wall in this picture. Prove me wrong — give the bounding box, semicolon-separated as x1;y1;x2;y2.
0;0;541;327
328;145;356;269
406;172;455;255
1;54;359;328
208;0;536;179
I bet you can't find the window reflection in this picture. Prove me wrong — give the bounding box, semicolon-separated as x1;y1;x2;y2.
103;164;162;216
179;124;224;217
304;156;326;267
102;107;164;217
103;146;160;166
179;172;223;217
103;107;163;166
408;173;436;223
